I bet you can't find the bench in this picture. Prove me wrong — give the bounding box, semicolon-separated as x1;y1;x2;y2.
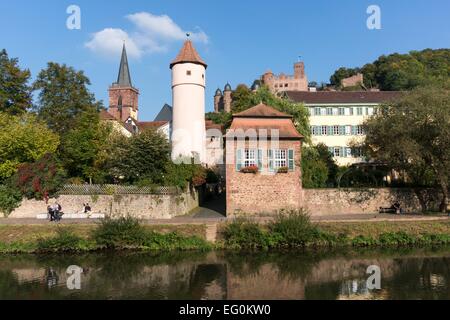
36;213;105;220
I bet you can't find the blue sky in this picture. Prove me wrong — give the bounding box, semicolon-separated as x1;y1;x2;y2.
1;0;449;120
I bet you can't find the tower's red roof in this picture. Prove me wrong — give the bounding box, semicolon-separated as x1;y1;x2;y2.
170;40;207;69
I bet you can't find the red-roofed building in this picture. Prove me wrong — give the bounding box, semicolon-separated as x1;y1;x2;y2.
225;103;304;216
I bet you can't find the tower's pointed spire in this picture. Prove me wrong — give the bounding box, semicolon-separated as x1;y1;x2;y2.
170;40;207;69
116;43;132;87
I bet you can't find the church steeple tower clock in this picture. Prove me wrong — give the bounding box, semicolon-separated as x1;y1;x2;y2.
108;44;139;122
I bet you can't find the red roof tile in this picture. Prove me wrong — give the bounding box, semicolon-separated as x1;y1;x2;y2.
285;91;403;104
99;109;116;121
234;103;292;118
137;121;169;131
170;40;207;69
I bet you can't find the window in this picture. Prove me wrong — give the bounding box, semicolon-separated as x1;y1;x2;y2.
320;108;327;116
321;126;328;135
334;147;341;157
285;83;288;87
357;107;363;115
349;107;354;116
244;149;256;167
312;126;320;135
338;107;345;116
314;107;321;116
356;125;364;135
332;108;339;116
346;148;352;158
365;107;369;115
273;149;287;168
345;125;352;135
326;107;333;116
333;125;340;135
186;70;192;76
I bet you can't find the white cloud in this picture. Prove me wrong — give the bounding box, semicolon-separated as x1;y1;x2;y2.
85;28;142;58
85;12;208;59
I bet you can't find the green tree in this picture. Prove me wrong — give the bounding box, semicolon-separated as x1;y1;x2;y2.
331;48;450;91
0;49;32;115
0;113;59;181
231;85;311;142
363;83;450;212
330;67;360;87
60;109;113;183
315;143;339;186
33;62;103;135
108;129;171;184
301;146;329;188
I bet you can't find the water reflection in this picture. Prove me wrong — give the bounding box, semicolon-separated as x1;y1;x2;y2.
0;248;449;300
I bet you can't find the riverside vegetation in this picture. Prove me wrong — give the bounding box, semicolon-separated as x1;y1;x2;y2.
0;211;450;253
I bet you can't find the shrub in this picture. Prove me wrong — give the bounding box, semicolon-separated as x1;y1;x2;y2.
93;217;147;249
37;229;88;252
12;153;66;200
142;232;211;251
223;218;270;249
277;167;289;174
269;209;320;247
0;184;22;217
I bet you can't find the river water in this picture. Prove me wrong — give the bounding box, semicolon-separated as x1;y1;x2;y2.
0;247;449;300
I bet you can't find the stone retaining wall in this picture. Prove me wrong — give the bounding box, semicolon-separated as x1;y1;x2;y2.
9;188;200;219
303;188;443;216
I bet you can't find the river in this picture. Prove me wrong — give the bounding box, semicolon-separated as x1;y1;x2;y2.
0;247;449;300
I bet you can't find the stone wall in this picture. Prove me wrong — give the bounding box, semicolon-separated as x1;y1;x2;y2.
226;140;303;216
303;188;443;216
9;188;200;219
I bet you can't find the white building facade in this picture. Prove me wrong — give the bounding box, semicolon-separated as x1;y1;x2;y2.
286;91;402;166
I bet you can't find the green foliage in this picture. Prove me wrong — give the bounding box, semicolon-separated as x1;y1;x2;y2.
223;219;272;249
205;112;232;128
93;217;148;249
301;146;329;188
222;85;310;142
12;153;66;200
37;229;90;253
93;217;211;250
269;210;320;247
163;162;206;189
330;67;361;87
60;110;113;182
363;83;450;211
0;49;32;115
108;129;171;184
0;112;59;181
33;62;103;136
331;49;450;90
0;184;22;216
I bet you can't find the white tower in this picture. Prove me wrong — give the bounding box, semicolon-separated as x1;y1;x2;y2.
170;40;207;163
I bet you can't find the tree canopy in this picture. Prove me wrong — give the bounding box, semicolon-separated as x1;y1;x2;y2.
362;82;450;212
33;62;103;135
0;113;59;182
330;48;450;90
0;49;32;115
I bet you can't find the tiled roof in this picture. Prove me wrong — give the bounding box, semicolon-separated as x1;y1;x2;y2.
227;103;303;140
170;40;207;69
99;109;116;121
137;121;169;131
285;91;403;104
233;103;292;118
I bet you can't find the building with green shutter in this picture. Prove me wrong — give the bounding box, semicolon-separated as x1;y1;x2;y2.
286;91;402;166
225;103;304;216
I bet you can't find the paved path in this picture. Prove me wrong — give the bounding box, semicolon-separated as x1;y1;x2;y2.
0;213;447;226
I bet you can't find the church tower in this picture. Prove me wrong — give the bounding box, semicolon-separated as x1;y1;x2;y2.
170;39;207;163
108;44;139;123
